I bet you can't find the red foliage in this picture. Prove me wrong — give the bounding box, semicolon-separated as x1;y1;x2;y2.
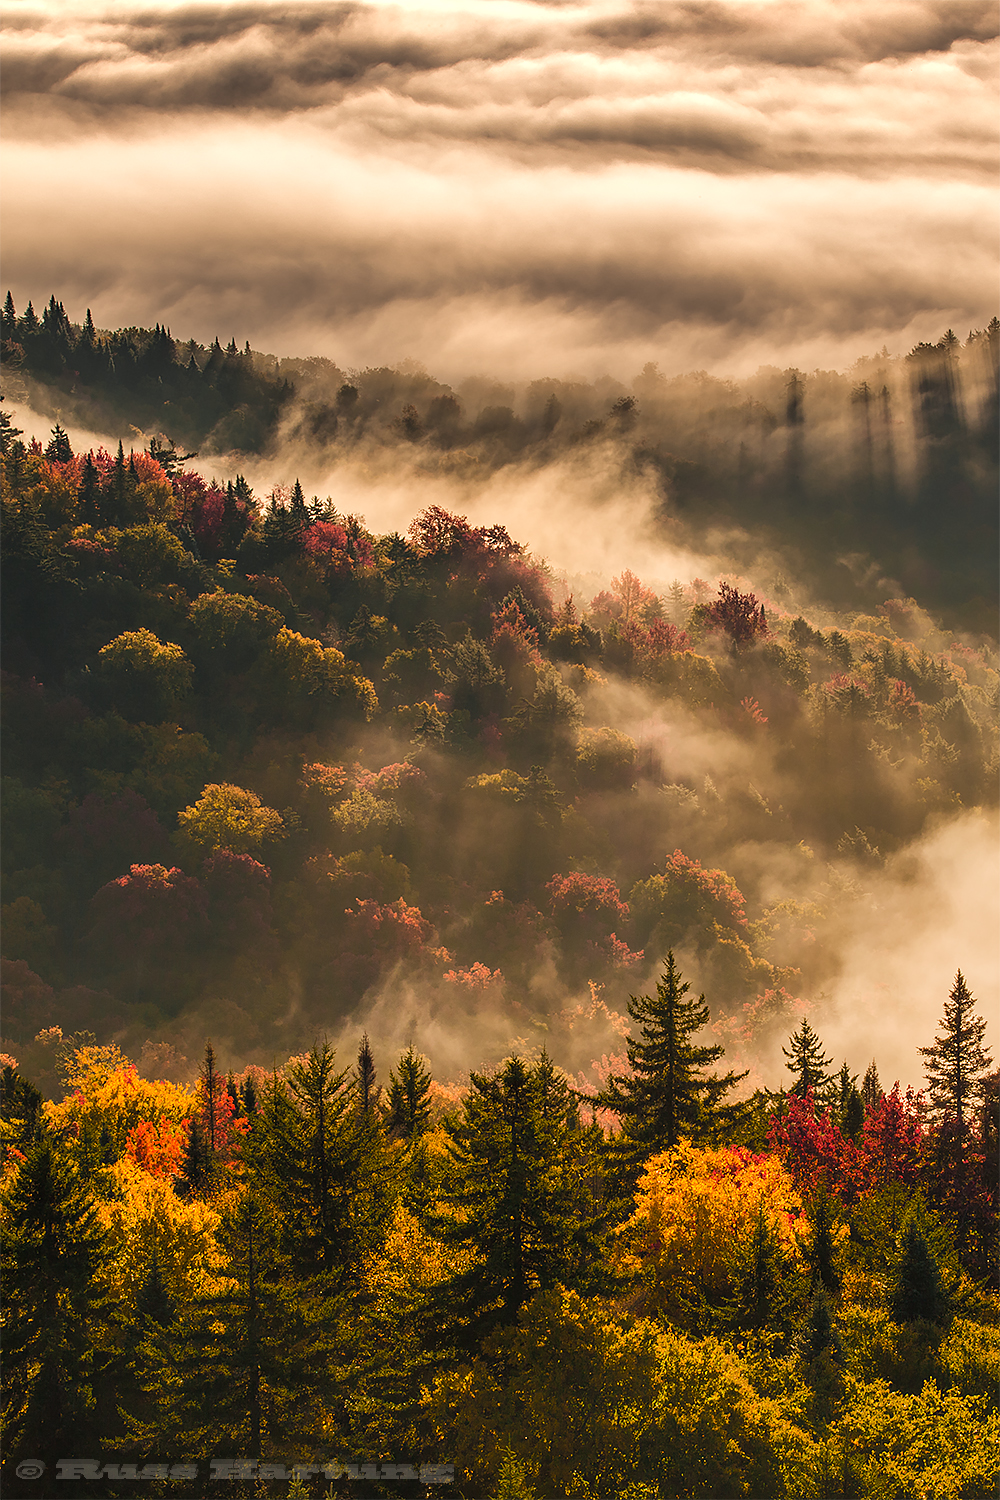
125;1117;187;1178
443;962;504;988
345;897;433;958
303;520;349;557
660;849;749;931
546;873;630;938
705;581;768;647
767;1090;861;1198
859;1083;926;1189
408;506;553;617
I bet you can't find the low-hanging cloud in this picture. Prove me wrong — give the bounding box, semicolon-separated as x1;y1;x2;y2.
2;0;996;379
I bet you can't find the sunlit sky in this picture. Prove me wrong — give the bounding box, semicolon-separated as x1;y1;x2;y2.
2;0;997;377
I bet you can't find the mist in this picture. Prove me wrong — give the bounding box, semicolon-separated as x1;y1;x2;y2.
3;0;996;380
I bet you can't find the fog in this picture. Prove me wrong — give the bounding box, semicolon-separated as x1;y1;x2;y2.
2;0;996;379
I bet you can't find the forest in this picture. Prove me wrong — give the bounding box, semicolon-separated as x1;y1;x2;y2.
0;296;998;1499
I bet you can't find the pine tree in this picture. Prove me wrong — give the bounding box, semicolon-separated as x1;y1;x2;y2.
0;1141;117;1456
919;971;992;1126
180;1114;211;1194
78;451;101;526
136;1248;175;1328
891;1219;950;1325
434;1053;610;1351
783;1018;833;1100
1;289;16;339
0;396;24;457
386;1045;432;1140
595;952;747;1181
802;1289;842;1363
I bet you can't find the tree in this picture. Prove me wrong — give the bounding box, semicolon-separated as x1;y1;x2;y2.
435;1053;609;1350
387;1045;433;1141
355;1032;381;1118
44;422;73;463
175;782;283;860
919;971;992;1126
1;1141;117;1456
782;1017;833;1100
861;1059;882;1114
596;953;747;1182
92;628;193;723
891;1219;951;1326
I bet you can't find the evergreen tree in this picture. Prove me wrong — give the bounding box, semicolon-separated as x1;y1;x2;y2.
802;1289;842;1364
0;396;23;456
919;971;992;1126
77;451;101;526
434;1053;610;1351
355;1032;381;1118
180;1114;211;1194
728;1202;804;1341
251;1046;390;1288
1;1063;46;1162
1;1141;117;1456
861;1058;882;1114
783;1017;833;1100
806;1176;842;1297
44;423;73;463
136;1247;175;1328
891;1219;951;1325
1;289;16;339
132;1192;334;1459
386;1045;432;1140
595;953;747;1181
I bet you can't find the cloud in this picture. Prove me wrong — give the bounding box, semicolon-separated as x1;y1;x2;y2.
2;0;995;378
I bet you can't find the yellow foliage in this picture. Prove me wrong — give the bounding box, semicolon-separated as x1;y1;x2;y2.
620;1142;809;1317
97;1156;225;1307
175;781;283;858
47;1057;195;1160
424;1287;813;1497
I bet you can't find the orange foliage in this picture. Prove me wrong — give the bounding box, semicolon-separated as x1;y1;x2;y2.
125;1117;188;1178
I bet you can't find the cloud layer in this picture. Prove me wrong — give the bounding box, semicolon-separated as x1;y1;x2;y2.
3;0;997;376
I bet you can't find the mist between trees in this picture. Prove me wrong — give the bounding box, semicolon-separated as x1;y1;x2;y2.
1;298;999;1499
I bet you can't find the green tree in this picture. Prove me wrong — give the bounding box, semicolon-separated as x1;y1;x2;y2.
354;1032;381;1118
806;1176;843;1297
1;1141;118;1456
727;1202;804;1342
435;1053;609;1351
595;953;747;1182
387;1045;433;1141
891;1219;951;1326
783;1017;833;1100
919;971;992;1126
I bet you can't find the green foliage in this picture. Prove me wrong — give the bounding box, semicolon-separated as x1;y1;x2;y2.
596;952;747;1181
91;628;193;723
175;782;283;859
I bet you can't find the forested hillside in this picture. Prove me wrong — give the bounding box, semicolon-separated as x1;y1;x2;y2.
1;304;998;1499
3;295;998;628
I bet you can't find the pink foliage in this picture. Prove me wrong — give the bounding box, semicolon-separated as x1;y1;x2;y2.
345;897;432;957
705;581;768;647
546;873;630;938
660;849;749;931
303;520;349;557
443;962;504;989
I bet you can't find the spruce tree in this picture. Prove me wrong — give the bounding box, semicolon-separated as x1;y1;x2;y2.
595;952;747;1181
1;1141;117;1457
783;1017;833;1100
355;1032;381;1118
386;1045;432;1140
919;971;992;1126
891;1219;950;1325
434;1053;610;1351
861;1059;882;1114
806;1176;842;1297
44;423;73;463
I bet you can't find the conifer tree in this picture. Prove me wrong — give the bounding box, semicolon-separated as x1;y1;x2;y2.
78;451;101;526
891;1219;950;1325
355;1032;381;1118
802;1289;842;1364
44;423;73;463
434;1053;610;1350
180;1114;211;1194
783;1018;833;1101
595;952;747;1181
806;1176;842;1297
861;1058;882;1114
386;1045;432;1140
1;1141;117;1456
1;289;16;339
728;1202;804;1340
136;1248;175;1329
919;971;992;1126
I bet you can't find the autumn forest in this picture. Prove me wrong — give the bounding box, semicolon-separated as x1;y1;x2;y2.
0;296;998;1500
